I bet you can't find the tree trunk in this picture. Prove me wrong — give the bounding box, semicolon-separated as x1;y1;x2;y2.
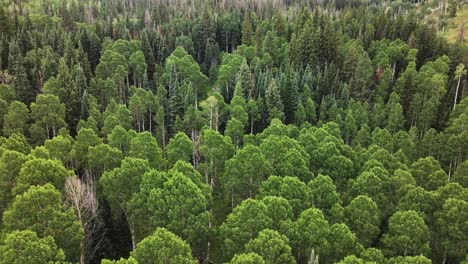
209;108;213;129
122;209;136;250
162;123;166;149
454;76;462;109
210;158;214;188
250;115;254;134
80;240;85;264
149;109;152;133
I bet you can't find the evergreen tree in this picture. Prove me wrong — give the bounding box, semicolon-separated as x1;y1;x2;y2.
14;55;35;105
265;79;284;122
241;13;254;46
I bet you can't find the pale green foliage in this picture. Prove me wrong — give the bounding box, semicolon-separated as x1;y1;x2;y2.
166;132;193;166
131;228;197;264
0;230;66;264
129;131;164;169
344;195;381;247
223;144;273;207
245;229;295;264
230;253;265;264
13;158;73;195
383;210;430;257
2;184;83;262
220;199;272;260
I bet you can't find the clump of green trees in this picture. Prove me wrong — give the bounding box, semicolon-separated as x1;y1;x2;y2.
0;0;467;263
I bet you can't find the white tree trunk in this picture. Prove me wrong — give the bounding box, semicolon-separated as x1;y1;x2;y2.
454;77;462;109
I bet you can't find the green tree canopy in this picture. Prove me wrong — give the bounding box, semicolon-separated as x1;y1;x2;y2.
382;210;430;257
0;230;66;264
245;229;295;264
131;228;197;264
2;184;83;262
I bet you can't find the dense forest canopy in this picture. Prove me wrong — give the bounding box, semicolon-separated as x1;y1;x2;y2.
0;0;467;263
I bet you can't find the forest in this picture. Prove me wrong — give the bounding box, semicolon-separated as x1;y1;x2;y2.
0;0;467;263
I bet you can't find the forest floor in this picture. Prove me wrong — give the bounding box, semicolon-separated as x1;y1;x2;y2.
442;6;467;44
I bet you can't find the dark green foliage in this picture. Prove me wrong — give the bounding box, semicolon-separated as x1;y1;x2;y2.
0;2;466;264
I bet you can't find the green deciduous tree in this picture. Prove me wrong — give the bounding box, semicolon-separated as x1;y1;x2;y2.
261;196;294;231
326;223;363;263
0;230;66;264
292;208;329;262
220;199;272;261
101;257;138;264
72;128;102;172
411;157;447;191
129;131;164;169
2;184;83;262
99;157;150;249
44;135;72;163
434;198;468;263
88;143;123;175
245;229;295;264
453;160;468;188
382;210;430;257
337;255;364;264
389;255;432;264
344;195;381;247
257;175;311;216
108;125;133;154
166;132;193;166
13;158;73;196
230;253;265;264
308;174;341;216
200;129;234;187
131;228;197;264
129;51;147;87
361;248;387;264
0;150;27;214
147;171;210;258
223;144;273;207
30;94;66;143
3;101;29;136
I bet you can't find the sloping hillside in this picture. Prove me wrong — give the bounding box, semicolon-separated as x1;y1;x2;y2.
443;5;467;43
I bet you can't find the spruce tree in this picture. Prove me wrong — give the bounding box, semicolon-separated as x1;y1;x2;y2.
15;55;35;105
241;13;254;46
168;63;183;133
265;79;284;122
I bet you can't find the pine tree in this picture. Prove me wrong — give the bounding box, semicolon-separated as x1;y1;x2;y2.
15;55;35;105
7;39;20;74
281;71;299;124
265;79;284;122
141;30;156;80
80;90;89;120
241;13;254;46
0;34;8;70
305;98;317;125
343;110;357;145
238;58;251;98
289;33;301;66
351;53;373;101
385;92;405;134
295;100;306;126
300;19;319;67
168;63;184;132
319;19;339;64
0;8;11;38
